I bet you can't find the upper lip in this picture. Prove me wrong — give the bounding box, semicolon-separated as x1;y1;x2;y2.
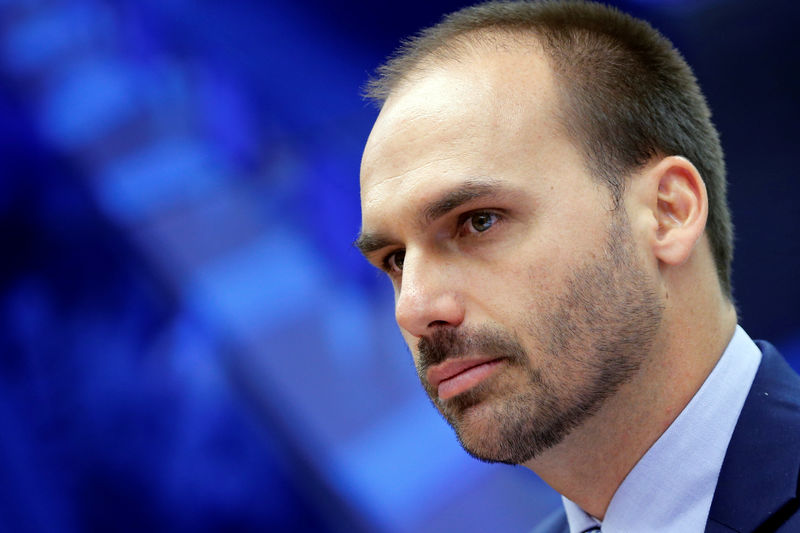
426;357;503;389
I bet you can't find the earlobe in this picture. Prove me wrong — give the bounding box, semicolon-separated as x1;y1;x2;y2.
651;156;708;266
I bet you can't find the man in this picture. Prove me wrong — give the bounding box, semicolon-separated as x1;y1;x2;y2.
355;1;800;531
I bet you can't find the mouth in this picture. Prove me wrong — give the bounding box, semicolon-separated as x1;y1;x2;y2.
426;357;506;400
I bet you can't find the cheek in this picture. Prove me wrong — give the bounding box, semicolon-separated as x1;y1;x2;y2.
520;243;565;299
465;244;562;317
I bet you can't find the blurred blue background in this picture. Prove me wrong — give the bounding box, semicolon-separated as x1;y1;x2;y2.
0;0;798;531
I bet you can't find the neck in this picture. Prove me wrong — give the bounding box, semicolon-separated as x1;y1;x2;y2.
522;277;737;519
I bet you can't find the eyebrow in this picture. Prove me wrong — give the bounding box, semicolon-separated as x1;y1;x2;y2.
354;178;505;257
422;179;502;223
353;232;396;256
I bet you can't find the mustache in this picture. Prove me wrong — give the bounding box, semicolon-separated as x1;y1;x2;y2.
417;327;527;371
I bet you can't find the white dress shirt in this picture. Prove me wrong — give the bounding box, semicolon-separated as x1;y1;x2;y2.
562;325;763;533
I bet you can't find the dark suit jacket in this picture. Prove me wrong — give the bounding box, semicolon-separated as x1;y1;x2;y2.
532;341;800;533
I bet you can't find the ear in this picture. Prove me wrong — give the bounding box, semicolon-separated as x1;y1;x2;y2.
648;156;708;266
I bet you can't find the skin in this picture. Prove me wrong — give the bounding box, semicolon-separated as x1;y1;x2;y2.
358;42;737;519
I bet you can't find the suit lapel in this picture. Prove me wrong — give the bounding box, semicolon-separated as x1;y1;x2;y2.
706;342;800;532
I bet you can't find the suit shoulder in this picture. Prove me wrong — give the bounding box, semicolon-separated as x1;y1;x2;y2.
708;341;800;532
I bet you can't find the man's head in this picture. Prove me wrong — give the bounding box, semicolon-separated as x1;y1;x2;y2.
365;0;732;296
357;1;731;464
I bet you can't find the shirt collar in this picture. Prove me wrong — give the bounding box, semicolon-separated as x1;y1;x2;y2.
562;326;762;533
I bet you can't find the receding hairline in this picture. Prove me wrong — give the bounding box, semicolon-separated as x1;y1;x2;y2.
367;28;554;105
366;27;603;176
368;29;598;192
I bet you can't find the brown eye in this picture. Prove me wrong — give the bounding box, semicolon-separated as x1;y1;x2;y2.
467;212;498;233
386;250;405;272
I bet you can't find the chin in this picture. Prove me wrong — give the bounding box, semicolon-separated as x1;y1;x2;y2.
447;394;534;465
444;384;577;465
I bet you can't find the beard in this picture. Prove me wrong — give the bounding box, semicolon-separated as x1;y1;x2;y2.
415;211;663;464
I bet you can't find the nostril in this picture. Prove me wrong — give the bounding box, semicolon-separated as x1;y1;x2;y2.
428;319;450;327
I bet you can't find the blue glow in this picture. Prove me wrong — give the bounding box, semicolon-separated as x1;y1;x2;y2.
321;287;374;369
40;58;138;148
98;137;224;221
2;4;101;73
186;231;323;336
328;398;489;531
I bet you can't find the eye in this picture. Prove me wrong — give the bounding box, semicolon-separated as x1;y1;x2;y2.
383;249;405;273
461;211;499;234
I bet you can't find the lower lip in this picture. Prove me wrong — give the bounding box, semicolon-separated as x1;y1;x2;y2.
437;359;505;400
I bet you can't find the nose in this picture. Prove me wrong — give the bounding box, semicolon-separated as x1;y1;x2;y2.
395;250;465;338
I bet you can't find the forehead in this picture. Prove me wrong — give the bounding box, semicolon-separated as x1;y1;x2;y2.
363;46;557;173
359;44;575;228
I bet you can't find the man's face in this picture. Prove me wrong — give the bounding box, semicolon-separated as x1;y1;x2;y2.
358;48;663;464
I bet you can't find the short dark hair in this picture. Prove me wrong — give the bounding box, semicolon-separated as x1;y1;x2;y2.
364;0;733;297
